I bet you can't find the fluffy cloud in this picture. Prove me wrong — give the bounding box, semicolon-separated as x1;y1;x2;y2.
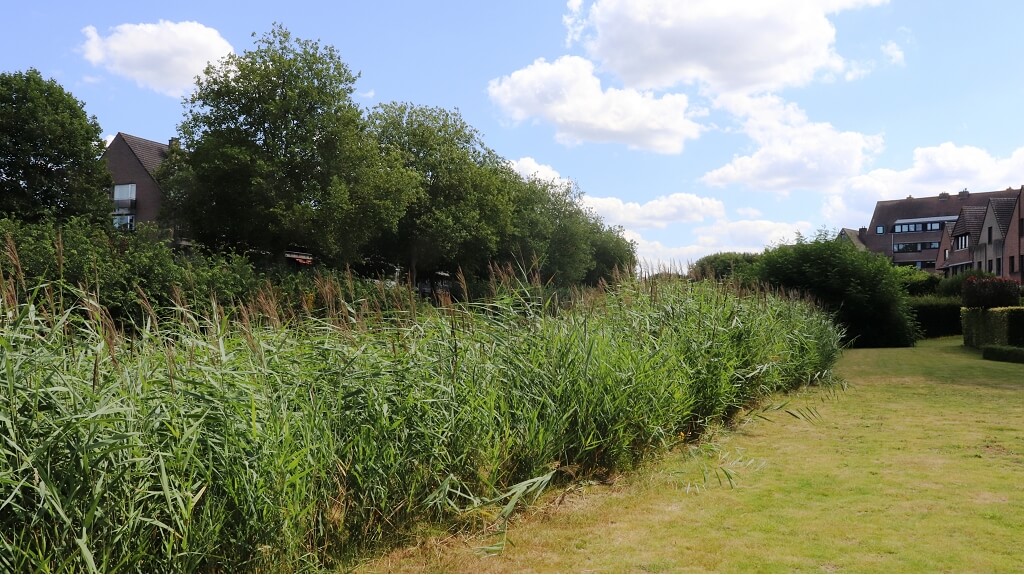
488;56;703;154
834;142;1024;221
578;0;887;93
581;193;725;229
81;20;233;97
702;93;884;191
881;41;905;66
510;156;571;185
624;216;813;272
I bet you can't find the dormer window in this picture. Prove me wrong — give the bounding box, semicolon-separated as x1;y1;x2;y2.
955;235;969;250
876;226;885;234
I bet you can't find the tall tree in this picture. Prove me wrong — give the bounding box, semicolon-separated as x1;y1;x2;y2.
366;103;515;281
0;69;111;223
164;24;418;264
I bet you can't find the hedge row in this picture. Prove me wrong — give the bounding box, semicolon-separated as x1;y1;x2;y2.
908;296;962;338
982;344;1024;364
961;307;1024;349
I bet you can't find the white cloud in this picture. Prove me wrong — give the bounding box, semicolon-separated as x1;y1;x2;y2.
81;20;233;97
693;218;813;252
881;41;905;66
835;142;1024;220
624;216;813;272
510;156;571;185
488;56;703;154
579;0;887;93
735;207;762;219
581;192;725;229
702;93;884;191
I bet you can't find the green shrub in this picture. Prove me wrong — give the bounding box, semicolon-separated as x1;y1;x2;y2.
936;269;992;297
754;231;919;347
894;266;941;296
961;306;1024;348
908;295;962;338
982;344;1024;364
961;276;1021;309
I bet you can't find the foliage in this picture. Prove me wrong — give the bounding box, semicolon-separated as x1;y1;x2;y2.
163;24;419;265
0;275;843;572
935;268;992;297
892;265;940;296
0;69;112;224
0;217;261;323
753;230;919;347
962;306;1024;348
961;275;1022;309
688;251;760;284
907;295;962;338
981;344;1024;363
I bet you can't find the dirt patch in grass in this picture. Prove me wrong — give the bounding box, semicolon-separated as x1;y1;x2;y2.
354;337;1024;573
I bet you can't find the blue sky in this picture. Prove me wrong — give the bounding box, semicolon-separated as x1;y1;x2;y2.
6;1;1024;268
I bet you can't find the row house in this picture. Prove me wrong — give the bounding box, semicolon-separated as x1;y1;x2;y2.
843;188;1018;270
936;187;1024;282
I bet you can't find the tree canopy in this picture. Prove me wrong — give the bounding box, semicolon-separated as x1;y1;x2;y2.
0;69;111;223
163;24;419;264
160;25;636;289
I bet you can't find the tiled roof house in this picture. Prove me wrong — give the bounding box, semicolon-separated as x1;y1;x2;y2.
848;188;1021;272
936;189;1023;280
100;133;171;230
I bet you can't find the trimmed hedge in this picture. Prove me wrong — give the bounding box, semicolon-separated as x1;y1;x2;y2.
982;344;1024;364
961;306;1024;348
909;295;962;338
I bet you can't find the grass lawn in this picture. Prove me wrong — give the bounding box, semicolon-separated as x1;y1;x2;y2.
355;337;1024;573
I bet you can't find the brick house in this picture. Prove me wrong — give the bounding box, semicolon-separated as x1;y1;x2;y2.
936;187;1023;281
845;188;1020;271
101;133;170;230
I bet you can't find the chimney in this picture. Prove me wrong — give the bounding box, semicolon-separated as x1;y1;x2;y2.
938;192;950;200
858;227;867;238
169;137;180;149
958;188;969;199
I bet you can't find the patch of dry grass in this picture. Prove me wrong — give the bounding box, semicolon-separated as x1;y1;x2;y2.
355;337;1024;573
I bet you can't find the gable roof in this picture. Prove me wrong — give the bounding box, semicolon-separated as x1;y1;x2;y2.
838;228;867;250
951;205;987;243
989;196;1018;236
116;133;169;177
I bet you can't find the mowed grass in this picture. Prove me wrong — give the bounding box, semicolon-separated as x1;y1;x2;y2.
358;337;1024;573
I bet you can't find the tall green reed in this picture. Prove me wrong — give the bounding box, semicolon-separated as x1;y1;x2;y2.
0;269;843;572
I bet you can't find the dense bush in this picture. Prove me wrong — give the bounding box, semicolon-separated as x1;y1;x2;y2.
908;295;962;338
936;269;993;297
961;306;1024;348
893;266;941;296
982;344;1024;364
961;276;1022;309
0;276;844;572
0;217;261;322
754;231;919;347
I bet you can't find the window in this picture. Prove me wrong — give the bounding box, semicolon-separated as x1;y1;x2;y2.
955;235;969;250
927;242;940;249
988;259;993;273
944;249;949;260
996;257;1002;276
987;226;993;243
112;214;135;230
113;183;136;201
894;223;924;233
876;225;885;234
894;243;922;253
926;222;942;231
1012;256;1017;273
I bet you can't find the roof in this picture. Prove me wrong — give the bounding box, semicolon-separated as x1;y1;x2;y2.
950;205;987;242
838;228;867;250
117;132;169;177
989;196;1018;236
893;215;959;225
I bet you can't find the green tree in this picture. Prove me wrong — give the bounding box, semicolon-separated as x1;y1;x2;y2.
366;102;515;281
0;69;111;223
164;25;418;265
754;230;919;347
